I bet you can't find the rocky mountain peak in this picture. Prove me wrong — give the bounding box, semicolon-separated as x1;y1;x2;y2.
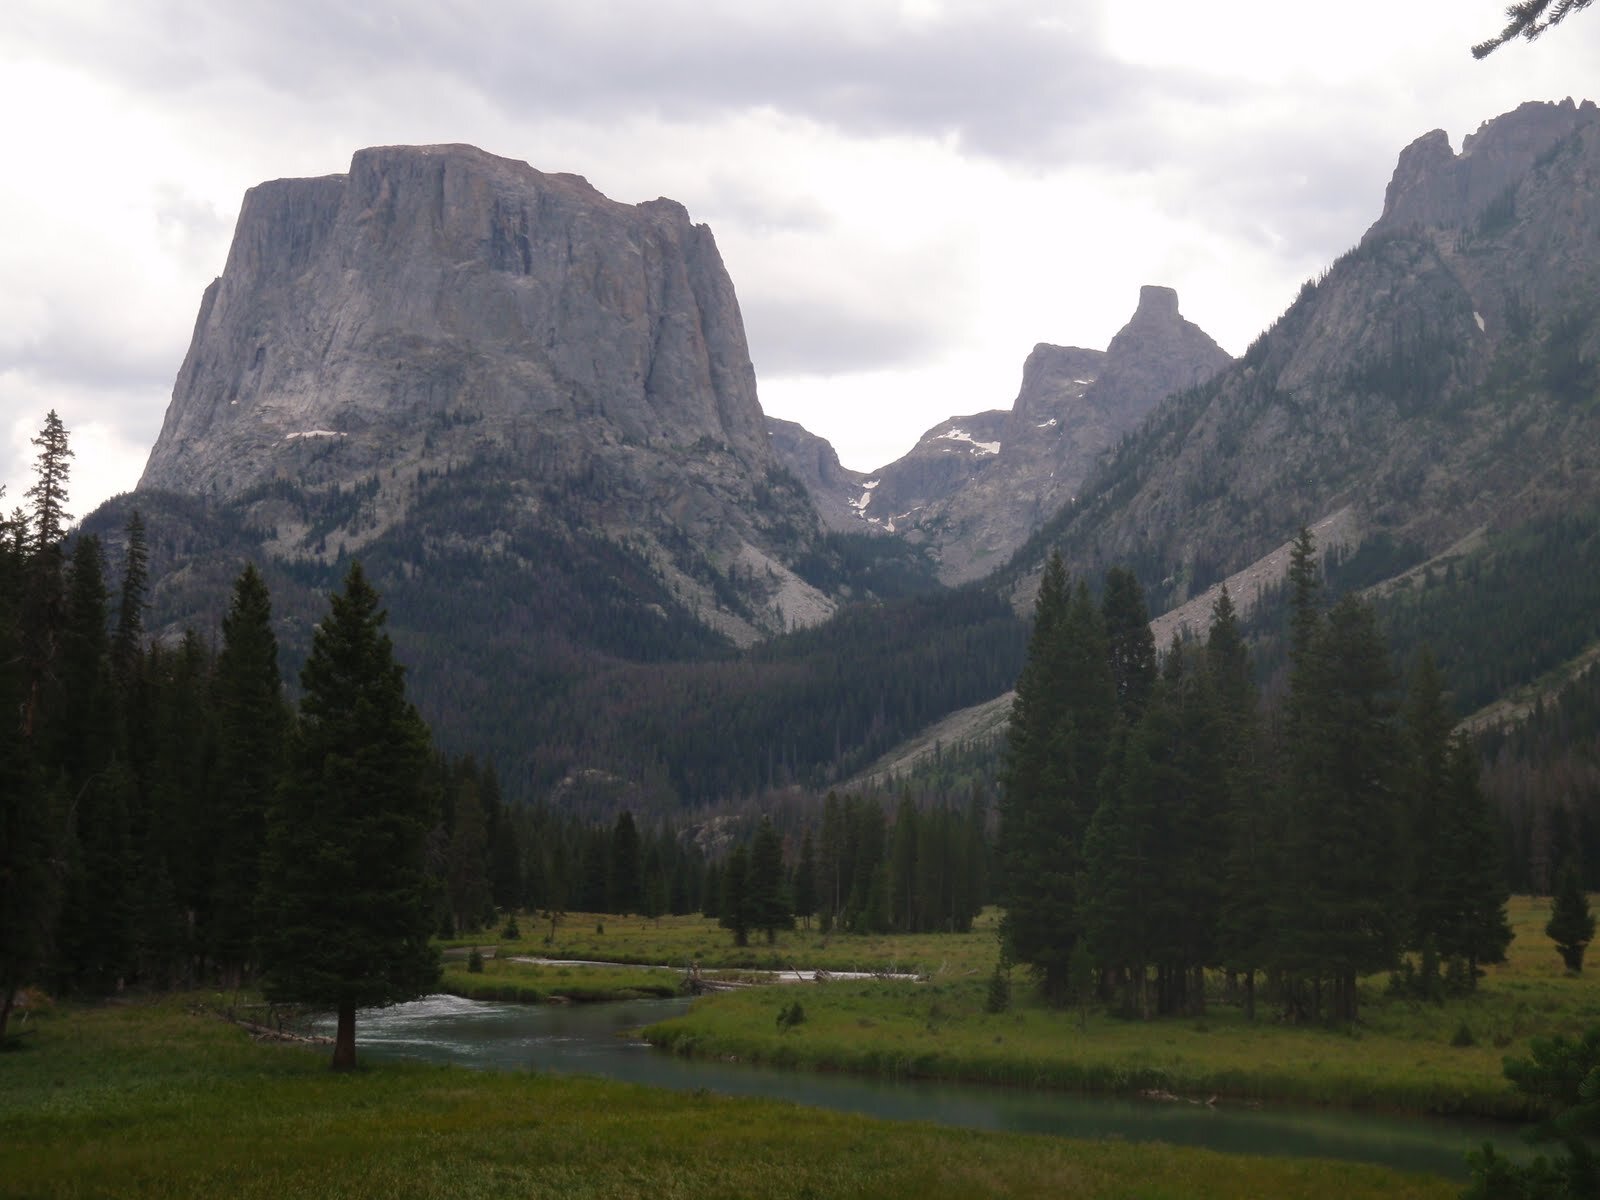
1372;98;1600;234
136;143;835;647
1131;283;1180;324
141;144;774;503
791;286;1231;584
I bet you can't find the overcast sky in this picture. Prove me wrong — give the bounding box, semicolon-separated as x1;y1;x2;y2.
3;1;1597;521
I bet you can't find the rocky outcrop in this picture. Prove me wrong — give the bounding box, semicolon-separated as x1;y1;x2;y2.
766;416;869;534
856;410;1010;534
1371;98;1599;235
139;144;833;644
1019;98;1600;618
877;286;1230;583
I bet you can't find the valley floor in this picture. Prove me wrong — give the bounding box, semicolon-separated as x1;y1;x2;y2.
473;898;1599;1120
0;996;1455;1200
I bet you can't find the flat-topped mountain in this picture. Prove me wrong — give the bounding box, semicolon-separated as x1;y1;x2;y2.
138;143;840;646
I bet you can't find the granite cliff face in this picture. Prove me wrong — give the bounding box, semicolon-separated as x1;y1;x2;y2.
849;286;1230;583
139;144;835;644
1022;98;1600;616
765;416;869;534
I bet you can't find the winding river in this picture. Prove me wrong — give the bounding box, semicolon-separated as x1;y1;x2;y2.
309;994;1521;1180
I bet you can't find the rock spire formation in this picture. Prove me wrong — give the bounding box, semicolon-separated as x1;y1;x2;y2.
1017;97;1600;618
835;285;1231;583
139;144;832;644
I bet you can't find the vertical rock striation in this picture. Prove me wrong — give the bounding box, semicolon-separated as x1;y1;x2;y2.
139;144;831;643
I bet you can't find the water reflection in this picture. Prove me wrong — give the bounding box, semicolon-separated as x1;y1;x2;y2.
309;995;1515;1180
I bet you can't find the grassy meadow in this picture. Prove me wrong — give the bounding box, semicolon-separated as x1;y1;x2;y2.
640;895;1600;1119
439;955;683;1003
0;995;1457;1200
446;908;1006;975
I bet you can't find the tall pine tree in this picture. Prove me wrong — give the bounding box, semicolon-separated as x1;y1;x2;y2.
258;562;439;1070
209;564;287;984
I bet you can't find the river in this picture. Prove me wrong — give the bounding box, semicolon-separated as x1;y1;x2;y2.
309;993;1519;1180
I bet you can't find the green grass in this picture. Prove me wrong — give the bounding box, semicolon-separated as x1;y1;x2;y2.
644;896;1600;1119
439;955;682;1003
446;909;1004;975
0;995;1455;1199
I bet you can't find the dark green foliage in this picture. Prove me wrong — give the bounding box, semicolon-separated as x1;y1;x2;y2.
609;810;642;916
999;555;1116;1003
1472;0;1594;58
111;510;147;686
0;535;53;1037
209;564;287;982
984;956;1011;1014
54;536;113;786
719;847;752;947
775;998;806;1031
258;561;440;1070
1465;1027;1600;1199
1101;566;1156;724
25;410;72;554
792;830;817;929
1546;863;1596;972
748;817;791;945
467;947;484;973
1210;587;1271;1020
446;776;494;933
1436;737;1514;979
1281;592;1405;1023
1374;508;1600;721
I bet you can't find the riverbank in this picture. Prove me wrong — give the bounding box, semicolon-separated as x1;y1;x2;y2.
0;995;1455;1199
642;895;1600;1121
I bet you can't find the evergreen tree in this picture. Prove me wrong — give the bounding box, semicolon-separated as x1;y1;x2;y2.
749;816;792;944
609;810;642;915
446;775;493;933
719;846;752;947
56;768;136;994
209;564;286;984
258;562;439;1071
1208;587;1269;1019
889;795;919;931
577;829;610;913
1157;644;1229;1016
141;629;213;986
999;556;1115;1003
53;535;113;786
792;829;817;930
1101;565;1156;724
0;522;55;1036
25;411;72;556
1082;720;1156;1016
111;510;148;687
481;767;522;912
846;800;888;933
1547;861;1596;972
818;792;847;930
1401;647;1456;994
1438;735;1513;983
1282;593;1404;1022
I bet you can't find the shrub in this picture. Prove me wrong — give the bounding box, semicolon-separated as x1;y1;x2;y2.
467;948;485;974
776;1000;806;1031
985;962;1011;1014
